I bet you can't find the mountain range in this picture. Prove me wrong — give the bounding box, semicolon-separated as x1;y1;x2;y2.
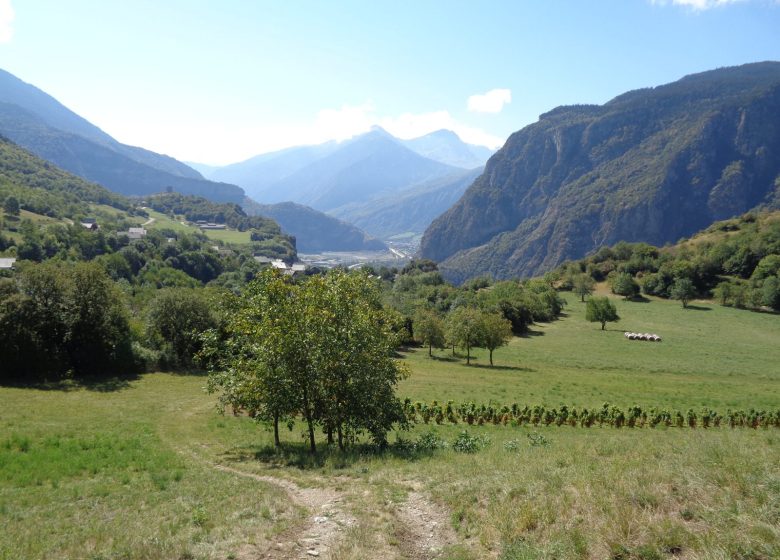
0;69;396;252
420;62;780;283
201;127;493;239
0;69;245;203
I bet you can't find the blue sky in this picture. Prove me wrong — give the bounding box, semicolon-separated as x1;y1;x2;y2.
1;0;779;164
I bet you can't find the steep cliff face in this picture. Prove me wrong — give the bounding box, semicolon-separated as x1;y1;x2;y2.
420;63;780;283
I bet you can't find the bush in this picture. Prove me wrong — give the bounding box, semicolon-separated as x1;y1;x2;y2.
452;431;490;453
415;430;448;452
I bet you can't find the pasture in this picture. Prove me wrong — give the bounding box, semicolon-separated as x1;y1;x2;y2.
1;295;779;559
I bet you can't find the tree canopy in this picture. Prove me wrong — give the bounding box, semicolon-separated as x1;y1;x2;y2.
202;269;407;453
585;297;620;331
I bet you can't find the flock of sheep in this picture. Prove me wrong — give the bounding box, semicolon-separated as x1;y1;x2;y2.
624;332;662;342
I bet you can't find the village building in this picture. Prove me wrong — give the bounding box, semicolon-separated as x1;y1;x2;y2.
0;257;17;269
124;227;147;240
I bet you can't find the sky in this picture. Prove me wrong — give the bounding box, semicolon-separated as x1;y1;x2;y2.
1;0;780;165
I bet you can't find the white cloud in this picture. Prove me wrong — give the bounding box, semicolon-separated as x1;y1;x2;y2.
113;102;505;165
650;0;746;10
467;88;512;113
378;110;505;148
0;0;14;43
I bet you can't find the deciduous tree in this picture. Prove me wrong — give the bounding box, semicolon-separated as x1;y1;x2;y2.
585;296;619;330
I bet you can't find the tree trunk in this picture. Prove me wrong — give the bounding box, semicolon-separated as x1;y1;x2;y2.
327;425;334;445
466;343;471;365
601;321;606;330
273;411;280;447
489;349;494;366
337;423;344;451
302;388;316;453
428;343;432;357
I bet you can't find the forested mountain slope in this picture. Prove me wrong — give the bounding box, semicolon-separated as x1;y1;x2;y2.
420;62;780;283
244;200;386;253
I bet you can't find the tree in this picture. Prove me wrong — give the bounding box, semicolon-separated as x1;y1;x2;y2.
760;276;780;311
203;269;406;453
610;272;639;300
0;261;133;381
670;277;696;308
480;312;513;366
146;288;218;367
573;273;595;302
446;306;484;365
585;296;619;330
3;196;20;216
413;309;445;357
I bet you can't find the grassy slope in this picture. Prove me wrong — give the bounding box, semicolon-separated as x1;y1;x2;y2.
1;295;779;559
142;208;251;244
400;294;780;410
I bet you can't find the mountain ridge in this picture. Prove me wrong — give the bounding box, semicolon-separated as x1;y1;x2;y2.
420;62;780;284
0;69;245;203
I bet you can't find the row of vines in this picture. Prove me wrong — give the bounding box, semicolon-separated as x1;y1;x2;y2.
402;400;780;429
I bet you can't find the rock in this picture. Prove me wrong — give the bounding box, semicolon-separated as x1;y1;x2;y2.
306;550;320;557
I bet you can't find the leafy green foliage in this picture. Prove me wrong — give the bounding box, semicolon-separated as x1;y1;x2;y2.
669;278;696;308
413;308;446;357
585;296;619;330
554;211;780;312
146;289;218;368
0;261;134;381
203;269;407;452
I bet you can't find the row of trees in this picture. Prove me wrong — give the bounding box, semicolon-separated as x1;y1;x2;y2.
201;269;407;452
401;400;780;429
413;307;513;366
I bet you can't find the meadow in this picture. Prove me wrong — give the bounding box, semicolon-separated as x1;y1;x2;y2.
1;294;779;559
140;208;252;244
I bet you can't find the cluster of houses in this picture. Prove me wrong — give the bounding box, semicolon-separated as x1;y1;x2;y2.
253;255;306;276
195;220;226;230
624;332;662;342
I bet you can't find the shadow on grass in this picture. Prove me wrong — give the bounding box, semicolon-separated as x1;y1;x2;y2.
684;304;712;311
223;439;438;470
430;354;461;362
1;372;140;392
627;295;652;303
520;329;545;338
465;364;536;372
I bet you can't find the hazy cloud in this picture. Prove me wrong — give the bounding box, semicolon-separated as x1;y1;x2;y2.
0;0;14;43
178;102;505;164
467;89;512;113
650;0;746;10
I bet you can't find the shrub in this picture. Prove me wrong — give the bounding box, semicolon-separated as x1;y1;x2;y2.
452;431;490;453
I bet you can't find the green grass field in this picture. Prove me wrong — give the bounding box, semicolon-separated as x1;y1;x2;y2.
140;208;252;244
1;295;779;559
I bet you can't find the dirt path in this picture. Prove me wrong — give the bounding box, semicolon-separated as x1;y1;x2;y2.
394;481;460;560
213;463;355;559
